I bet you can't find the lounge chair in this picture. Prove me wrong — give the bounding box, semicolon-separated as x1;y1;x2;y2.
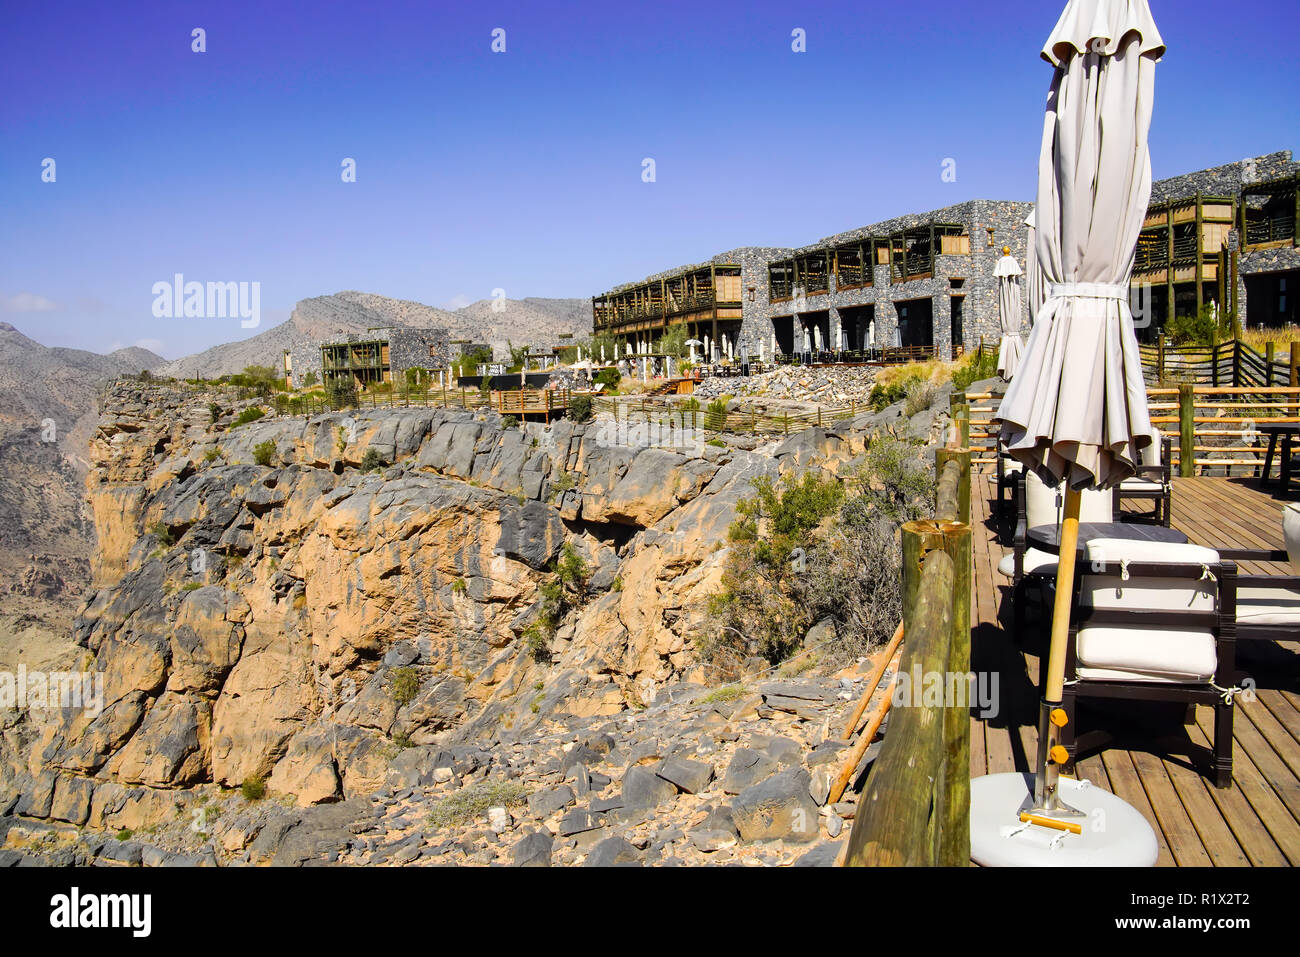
1057;540;1238;788
1112;436;1172;526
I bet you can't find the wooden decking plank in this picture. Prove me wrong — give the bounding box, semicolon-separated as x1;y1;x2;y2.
1227;701;1300;818
1185;714;1290;866
1259;688;1300;749
970;714;988;778
1161;754;1250;866
1195;708;1300;865
1241;693;1300;783
1128;749;1214;867
1100;749;1176;867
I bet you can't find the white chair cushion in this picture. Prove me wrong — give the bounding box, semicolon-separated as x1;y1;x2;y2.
997;548;1058;579
1237;584;1300;625
1119;478;1164;493
1001;458;1023;474
1025;471;1112;530
1139;439;1163;468
1077;540;1220;683
1076;625;1217;683
1081;540;1219;611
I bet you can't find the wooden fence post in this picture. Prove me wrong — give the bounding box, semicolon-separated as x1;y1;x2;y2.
936;448;972;526
844;530;954;866
1266;341;1276;387
954;402;971;449
1157;334;1166;383
935;519;972;867
1292;342;1300;388
1178;383;1195;478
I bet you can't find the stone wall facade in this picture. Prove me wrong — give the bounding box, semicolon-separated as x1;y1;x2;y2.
594;151;1298;350
286;327;450;387
736;199;1033;361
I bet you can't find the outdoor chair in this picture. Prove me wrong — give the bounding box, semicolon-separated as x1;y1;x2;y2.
1214;524;1300;642
1057;539;1237;789
1112;436;1172;526
995;435;1023;513
1000;469;1113;635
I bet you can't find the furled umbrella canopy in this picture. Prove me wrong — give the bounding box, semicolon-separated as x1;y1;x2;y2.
994;248;1025;379
996;0;1163;489
1024;209;1047;325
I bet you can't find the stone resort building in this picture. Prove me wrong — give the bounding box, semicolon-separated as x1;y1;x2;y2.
592;151;1299;360
282;327;450;390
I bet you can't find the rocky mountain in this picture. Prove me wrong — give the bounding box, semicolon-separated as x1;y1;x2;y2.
0;378;948;866
0;324;164;673
155;292;591;381
0;323;163;438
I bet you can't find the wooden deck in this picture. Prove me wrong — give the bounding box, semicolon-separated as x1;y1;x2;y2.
970;472;1300;866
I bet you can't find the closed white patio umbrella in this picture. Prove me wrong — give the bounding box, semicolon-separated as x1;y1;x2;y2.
974;0;1165;866
994;247;1025;379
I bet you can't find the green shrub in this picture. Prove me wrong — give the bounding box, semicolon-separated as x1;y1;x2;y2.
208;402;222;425
240;776;266;801
451;578;468;595
203;447;221;464
951;349;998;391
426;780;530;830
546;471;576;503
501;415;518;430
704;399;729;430
706;438;727;448
252;439;277;466
557;544;588;592
390;667;420;707
1164;304;1236;346
902;377;940;417
328;380;359;410
232;406;265;428
360;448;384;473
568;395;593;422
703;438;932;674
594;367;621;391
868;375;918;412
149;521;176;546
523;620;550;662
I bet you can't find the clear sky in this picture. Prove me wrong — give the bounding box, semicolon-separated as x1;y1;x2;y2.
2;0;1296;358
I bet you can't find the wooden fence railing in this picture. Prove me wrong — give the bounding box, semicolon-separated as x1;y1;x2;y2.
589;396;866;436
959;386;1300;478
495;388;572;417
1140;338;1300;388
842;441;972;866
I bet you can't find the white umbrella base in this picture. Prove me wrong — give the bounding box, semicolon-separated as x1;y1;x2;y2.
970;772;1158;866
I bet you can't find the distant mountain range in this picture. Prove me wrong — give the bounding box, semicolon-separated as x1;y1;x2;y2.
0;322;163;437
154;291;592;380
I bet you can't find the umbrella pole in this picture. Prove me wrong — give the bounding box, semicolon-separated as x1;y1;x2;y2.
1025;484;1085;824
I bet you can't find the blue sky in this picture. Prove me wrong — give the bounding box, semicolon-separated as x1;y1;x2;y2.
1;0;1296;358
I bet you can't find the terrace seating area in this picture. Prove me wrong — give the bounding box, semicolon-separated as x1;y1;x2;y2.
970;469;1300;864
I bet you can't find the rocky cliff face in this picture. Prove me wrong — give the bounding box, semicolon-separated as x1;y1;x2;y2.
2;382;889;829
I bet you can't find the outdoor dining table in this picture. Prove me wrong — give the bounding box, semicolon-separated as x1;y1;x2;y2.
1258;423;1300;489
1028;521;1189;555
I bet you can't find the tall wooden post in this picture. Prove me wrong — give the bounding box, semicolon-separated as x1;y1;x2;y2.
1266;342;1276;387
1157;334;1166;383
936;448;972;526
1178;383;1196;478
1292;342;1300;389
845;528;952;866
